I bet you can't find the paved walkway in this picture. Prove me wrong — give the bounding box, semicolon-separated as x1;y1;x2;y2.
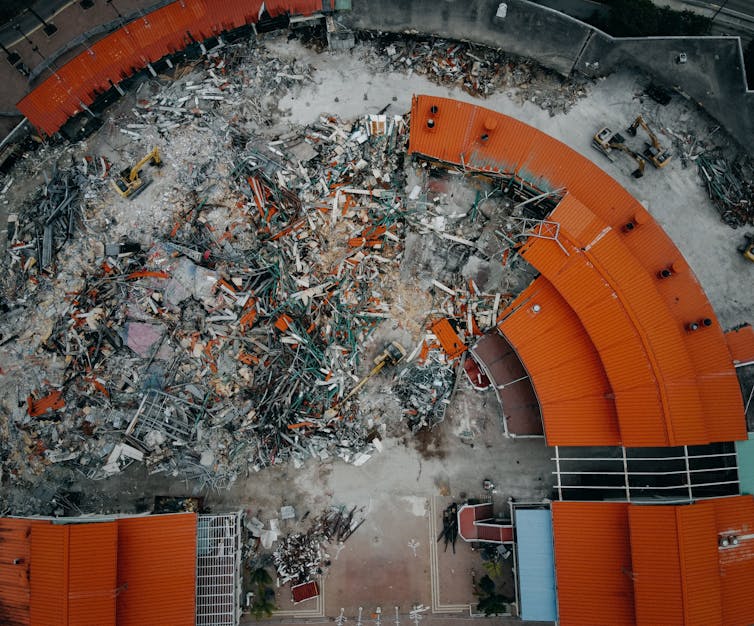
241;494;525;625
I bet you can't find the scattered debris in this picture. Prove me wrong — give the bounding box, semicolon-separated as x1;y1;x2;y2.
272;506;365;585
364;33;588;116
696;151;754;228
394;352;456;432
437;502;459;553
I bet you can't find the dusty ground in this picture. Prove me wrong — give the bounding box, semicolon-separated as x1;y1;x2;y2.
1;26;753;623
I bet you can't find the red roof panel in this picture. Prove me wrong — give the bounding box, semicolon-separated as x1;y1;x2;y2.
551;502;635;626
0;518;32;626
410;95;745;446
30;521;118;626
117;513;197;626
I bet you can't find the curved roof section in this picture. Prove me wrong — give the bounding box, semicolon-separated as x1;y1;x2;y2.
553;496;754;626
409;94;745;447
498;279;619;446
17;0;323;136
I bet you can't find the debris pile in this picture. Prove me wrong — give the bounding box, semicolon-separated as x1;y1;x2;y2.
0;31;523;510
125;41;314;141
272;506;365;585
394;352;456;432
696;151;754;228
365;33;587;115
437;502;458;553
6;159;107;287
0;58;417;492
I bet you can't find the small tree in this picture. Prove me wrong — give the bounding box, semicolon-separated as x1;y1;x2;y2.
474;573;513;616
477;592;510;617
247;565;277;620
250;594;276;620
249;566;273;588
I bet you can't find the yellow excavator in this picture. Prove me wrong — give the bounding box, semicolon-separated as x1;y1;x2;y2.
343;341;406;402
626;115;672;169
592;127;646;178
112;147;162;198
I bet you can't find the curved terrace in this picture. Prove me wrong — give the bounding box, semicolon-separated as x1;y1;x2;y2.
408;94;746;447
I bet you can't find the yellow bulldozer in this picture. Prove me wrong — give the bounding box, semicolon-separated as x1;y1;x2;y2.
112;147;162;199
738;233;754;263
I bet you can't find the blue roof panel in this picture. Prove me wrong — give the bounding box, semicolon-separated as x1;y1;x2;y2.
736;432;754;496
516;508;557;622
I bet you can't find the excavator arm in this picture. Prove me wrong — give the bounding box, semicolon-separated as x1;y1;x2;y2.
627;116;672;168
613;143;646;178
112;147;162;198
129;147;161;181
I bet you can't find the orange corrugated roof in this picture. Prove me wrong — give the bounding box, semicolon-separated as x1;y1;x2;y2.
628;496;754;626
551;501;635;626
629;504;721;625
2;514;197;625
553;497;754;626
499;279;619;446
726;323;754;366
430;318;467;359
0;518;32;626
410;94;745;446
117;513;197;626
30;521;118;626
17;0;323;136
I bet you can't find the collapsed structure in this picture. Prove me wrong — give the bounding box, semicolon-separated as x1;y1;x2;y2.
408;94;754;625
1;0;754;620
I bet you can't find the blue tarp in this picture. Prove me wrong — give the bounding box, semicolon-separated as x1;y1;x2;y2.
516;509;557;622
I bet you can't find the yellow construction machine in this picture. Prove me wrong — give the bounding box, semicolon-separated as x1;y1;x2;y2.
738;233;754;263
592;127;646;178
626;115;672;169
112;147;162;198
343;341;406;401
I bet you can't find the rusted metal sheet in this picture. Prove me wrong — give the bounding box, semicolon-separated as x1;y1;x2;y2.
430;317;466;359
